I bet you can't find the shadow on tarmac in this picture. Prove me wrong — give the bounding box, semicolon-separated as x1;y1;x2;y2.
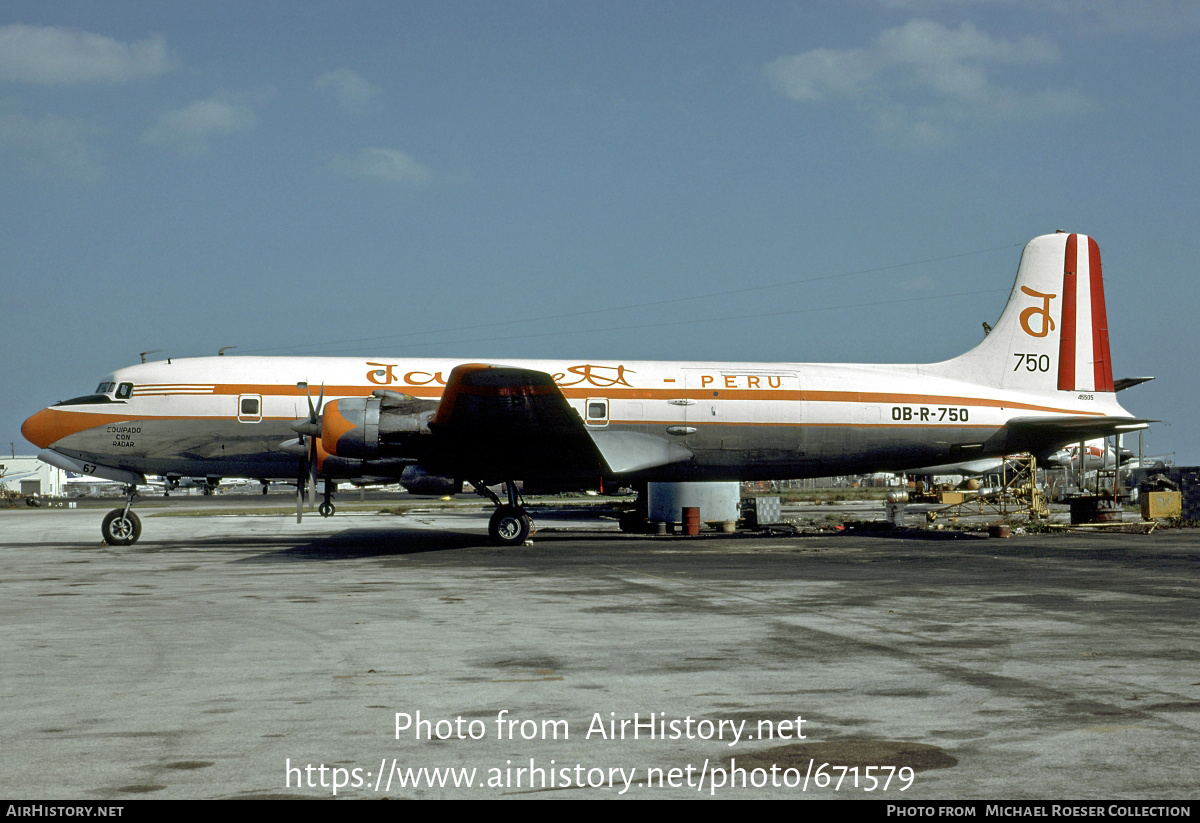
232;527;486;562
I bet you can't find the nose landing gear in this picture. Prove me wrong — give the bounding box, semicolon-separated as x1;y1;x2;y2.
319;478;336;518
102;486;142;546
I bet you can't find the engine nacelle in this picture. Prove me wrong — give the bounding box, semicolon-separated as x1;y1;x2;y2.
319;392;435;460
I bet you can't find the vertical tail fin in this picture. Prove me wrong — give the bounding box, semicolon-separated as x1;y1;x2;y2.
930;232;1115;393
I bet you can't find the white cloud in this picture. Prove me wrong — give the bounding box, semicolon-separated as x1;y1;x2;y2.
314;68;382;114
0;111;104;181
876;1;1200;37
765;19;1090;141
765;47;877;103
0;24;172;85
329;147;432;185
142;89;271;156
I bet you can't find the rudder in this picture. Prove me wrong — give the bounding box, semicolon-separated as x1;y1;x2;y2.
1056;233;1114;392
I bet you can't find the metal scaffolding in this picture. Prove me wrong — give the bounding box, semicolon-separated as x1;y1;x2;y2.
926;455;1049;523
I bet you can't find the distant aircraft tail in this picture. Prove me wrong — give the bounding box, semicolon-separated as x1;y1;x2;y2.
929;232;1115;394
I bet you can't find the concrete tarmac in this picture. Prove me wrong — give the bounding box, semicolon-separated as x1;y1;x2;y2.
2;503;1198;799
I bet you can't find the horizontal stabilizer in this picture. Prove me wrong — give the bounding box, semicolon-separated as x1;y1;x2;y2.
1003;415;1152;457
1113;376;1154;392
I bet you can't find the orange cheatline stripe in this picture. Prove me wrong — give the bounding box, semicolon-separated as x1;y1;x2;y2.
223;384;386;397
48;380;1107;417
582;388;1095;415
193;383;1096;416
24;404;1088;452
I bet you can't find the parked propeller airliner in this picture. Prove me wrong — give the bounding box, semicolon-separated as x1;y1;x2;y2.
22;233;1150;546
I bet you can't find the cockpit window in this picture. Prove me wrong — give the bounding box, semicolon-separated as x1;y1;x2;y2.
55;394;118;407
58;379;131;406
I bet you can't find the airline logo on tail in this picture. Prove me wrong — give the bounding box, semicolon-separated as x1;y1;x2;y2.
1018;286;1057;338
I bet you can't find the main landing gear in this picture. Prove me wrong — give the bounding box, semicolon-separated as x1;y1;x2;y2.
101;485;142;546
475;480;534;546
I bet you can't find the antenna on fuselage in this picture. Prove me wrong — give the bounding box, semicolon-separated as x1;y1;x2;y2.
139;350;161;364
219;346;237;356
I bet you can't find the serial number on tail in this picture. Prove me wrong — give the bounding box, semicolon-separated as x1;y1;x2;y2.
1013;353;1052;372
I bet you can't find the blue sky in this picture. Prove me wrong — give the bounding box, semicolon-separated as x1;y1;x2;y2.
3;1;1197;464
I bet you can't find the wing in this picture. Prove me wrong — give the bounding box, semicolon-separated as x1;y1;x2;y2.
426;363;692;481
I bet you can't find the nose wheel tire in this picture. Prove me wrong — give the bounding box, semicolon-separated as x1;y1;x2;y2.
488;505;532;546
102;509;142;546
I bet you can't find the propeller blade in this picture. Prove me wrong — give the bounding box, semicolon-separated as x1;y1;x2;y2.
309;384;324;513
306;383;325;425
294;381;326;522
296;447;305;524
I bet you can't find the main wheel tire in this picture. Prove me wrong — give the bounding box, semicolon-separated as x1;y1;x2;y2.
319;501;335;517
101;509;142;546
488;505;532;546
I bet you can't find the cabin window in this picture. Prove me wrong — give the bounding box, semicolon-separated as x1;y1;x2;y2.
238;395;263;423
585;398;609;427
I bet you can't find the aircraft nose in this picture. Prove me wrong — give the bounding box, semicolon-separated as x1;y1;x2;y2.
22;408;63;449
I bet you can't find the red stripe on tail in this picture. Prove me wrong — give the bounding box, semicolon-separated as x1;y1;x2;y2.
1057;234;1078;391
1088;237;1114;391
